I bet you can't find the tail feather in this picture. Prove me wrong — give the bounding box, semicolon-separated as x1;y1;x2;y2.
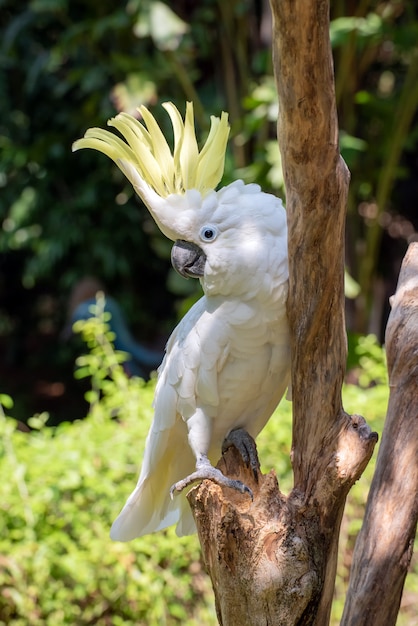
110;421;196;540
110;477;180;540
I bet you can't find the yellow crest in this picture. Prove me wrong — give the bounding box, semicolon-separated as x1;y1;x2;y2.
73;102;230;198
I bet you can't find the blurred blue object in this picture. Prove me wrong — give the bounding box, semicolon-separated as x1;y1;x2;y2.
67;278;163;379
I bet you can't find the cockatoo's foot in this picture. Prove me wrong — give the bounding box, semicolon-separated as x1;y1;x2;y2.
169;456;253;500
222;428;260;480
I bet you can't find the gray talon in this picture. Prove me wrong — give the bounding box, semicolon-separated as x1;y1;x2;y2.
170;461;253;499
222;428;260;480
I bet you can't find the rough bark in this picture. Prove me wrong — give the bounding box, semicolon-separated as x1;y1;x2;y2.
341;243;418;626
188;1;378;624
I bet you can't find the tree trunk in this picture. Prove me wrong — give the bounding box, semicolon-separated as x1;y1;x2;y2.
341;242;418;625
187;1;378;624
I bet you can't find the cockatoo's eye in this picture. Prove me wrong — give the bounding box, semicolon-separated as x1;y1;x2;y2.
199;225;219;242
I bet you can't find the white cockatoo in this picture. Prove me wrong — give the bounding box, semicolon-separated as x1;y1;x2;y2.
73;102;290;540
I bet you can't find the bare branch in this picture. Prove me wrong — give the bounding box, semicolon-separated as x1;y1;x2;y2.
342;242;418;625
271;0;350;486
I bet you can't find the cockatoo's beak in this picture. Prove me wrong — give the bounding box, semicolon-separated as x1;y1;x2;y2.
171;240;206;279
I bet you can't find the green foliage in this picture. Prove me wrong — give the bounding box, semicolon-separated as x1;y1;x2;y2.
347;332;388;387
72;292;146;420
331;3;418;330
353;333;388;387
0;384;216;625
2;0;416;355
1;319;417;624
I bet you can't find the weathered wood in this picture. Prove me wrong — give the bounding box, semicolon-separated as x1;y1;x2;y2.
272;0;349;489
188;2;379;624
189;421;376;626
341;242;418;626
189;445;319;626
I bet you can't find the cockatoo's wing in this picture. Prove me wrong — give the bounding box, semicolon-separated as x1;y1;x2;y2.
109;416;196;540
110;297;229;540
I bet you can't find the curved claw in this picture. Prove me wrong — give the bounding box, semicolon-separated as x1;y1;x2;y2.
222;428;260;480
170;464;253;500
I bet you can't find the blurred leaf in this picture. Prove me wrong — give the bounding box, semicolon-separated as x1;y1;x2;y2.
330;13;383;47
265;140;284;191
111;73;157;115
344;269;361;299
0;393;14;410
339;131;368;168
134;1;189;51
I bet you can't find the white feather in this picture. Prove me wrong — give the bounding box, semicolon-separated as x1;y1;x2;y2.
110;181;290;540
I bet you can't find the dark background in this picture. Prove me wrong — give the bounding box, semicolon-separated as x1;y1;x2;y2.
1;0;417;423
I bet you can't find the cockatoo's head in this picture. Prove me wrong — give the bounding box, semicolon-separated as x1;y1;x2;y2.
166;181;288;299
73;102;287;299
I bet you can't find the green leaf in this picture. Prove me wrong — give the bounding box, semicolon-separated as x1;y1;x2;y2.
149;2;189;51
0;393;14;410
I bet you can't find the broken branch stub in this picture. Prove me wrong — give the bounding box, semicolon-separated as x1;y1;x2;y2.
188;425;377;626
